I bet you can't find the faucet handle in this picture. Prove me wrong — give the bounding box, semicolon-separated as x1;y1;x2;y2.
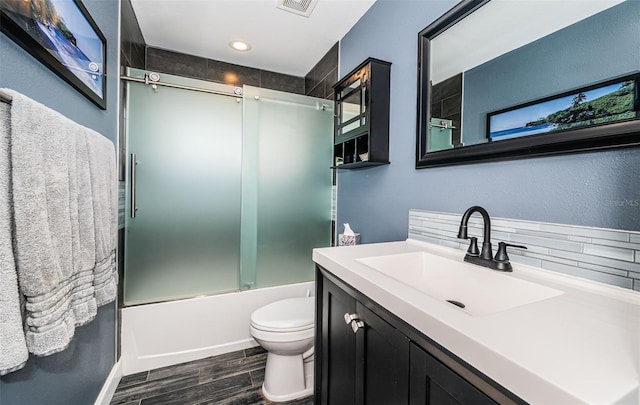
495;242;527;262
466;237;480;256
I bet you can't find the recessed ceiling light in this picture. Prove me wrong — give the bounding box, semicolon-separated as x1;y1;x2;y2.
230;40;251;52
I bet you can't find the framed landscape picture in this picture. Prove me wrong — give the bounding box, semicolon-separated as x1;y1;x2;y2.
0;0;106;109
487;76;638;142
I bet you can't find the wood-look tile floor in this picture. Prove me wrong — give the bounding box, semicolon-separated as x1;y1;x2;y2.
110;347;313;405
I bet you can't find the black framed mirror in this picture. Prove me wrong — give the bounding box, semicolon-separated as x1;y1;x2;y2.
416;0;640;168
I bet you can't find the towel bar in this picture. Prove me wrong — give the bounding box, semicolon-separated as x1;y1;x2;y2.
0;90;13;105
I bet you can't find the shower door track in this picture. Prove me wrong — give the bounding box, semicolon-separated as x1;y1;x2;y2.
120;75;242;98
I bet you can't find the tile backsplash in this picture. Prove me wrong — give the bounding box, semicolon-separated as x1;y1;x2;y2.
409;210;640;292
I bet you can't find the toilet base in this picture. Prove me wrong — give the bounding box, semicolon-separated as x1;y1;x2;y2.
262;382;313;403
261;352;314;402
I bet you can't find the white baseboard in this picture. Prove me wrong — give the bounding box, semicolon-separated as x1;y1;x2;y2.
121;281;314;375
94;360;122;405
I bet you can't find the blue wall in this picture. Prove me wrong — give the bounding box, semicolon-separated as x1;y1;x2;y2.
0;0;119;403
463;1;640;143
337;0;640;244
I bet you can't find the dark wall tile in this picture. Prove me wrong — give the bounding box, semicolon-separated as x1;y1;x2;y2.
430;84;443;104
431;102;442;118
120;0;145;69
305;42;339;99
130;42;146;69
326;90;334;101
432;73;461;104
314;42;339;83
146;47;208;80
206;59;260;87
327;67;338;87
305;75;318;96
260;70;304;94
431;72;462;123
325;67;338;98
145;48;305;94
120;51;132;69
307;83;324;99
441;93;462;116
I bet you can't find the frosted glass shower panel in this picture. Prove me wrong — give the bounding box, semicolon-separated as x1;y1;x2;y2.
125;80;242;305
242;86;333;288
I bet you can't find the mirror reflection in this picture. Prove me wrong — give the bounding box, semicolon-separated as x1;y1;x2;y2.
337;76;366;137
425;0;638;153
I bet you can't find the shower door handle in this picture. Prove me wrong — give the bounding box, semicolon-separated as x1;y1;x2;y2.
130;153;138;218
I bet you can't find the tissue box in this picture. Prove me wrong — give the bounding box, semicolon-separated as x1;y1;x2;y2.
338;233;360;246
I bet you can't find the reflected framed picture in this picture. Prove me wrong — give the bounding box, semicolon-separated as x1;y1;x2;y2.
487;75;639;142
0;0;106;109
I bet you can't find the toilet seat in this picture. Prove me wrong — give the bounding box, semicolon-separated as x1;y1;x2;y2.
250;297;315;333
249;296;316;402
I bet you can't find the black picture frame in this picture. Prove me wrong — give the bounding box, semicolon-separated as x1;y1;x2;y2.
416;0;640;169
486;75;639;143
1;0;107;109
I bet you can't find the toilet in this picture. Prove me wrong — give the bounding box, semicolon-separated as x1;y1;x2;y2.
250;296;315;402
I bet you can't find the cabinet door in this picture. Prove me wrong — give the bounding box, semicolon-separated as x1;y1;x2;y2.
321;278;357;404
409;343;496;405
356;303;410;405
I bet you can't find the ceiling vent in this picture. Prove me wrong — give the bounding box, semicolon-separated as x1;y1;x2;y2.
276;0;318;17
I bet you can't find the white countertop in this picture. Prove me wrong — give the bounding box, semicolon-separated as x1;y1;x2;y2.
313;239;640;405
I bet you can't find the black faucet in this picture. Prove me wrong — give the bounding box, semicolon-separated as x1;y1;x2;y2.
457;206;526;272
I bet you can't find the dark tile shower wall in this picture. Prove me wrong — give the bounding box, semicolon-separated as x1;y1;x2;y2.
304;42;339;100
304;43;339;245
120;0;146;70
146;47;306;95
120;2;337;98
431;73;462;147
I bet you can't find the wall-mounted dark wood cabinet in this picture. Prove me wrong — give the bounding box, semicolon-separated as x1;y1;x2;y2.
333;58;391;169
315;266;526;405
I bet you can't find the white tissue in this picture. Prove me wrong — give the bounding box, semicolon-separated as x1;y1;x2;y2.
343;223;355;236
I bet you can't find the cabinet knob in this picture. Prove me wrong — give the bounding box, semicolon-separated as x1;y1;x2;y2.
344;313;359;325
350;320;365;334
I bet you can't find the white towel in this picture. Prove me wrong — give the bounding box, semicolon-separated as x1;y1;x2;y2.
0;99;29;375
10;92;75;299
8;90;85;355
68;126;97;324
86;129;118;306
5;90;116;357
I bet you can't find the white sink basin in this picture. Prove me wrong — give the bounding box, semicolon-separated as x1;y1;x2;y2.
357;252;563;316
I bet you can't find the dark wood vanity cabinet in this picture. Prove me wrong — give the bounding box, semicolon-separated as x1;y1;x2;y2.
409;344;495;404
332;58;390;169
319;273;409;404
316;266;523;405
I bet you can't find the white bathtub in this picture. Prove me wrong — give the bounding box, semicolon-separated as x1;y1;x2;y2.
120;281;314;375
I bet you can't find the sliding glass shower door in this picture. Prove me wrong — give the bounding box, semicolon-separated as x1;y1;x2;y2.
240;86;333;289
123;70;333;306
124;76;242;305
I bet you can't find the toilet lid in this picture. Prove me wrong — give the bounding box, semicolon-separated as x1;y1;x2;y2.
251;297;315;332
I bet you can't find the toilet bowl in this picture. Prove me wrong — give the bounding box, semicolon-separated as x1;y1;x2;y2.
250;296;315;402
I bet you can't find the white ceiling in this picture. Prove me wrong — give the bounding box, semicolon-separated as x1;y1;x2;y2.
131;0;377;78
